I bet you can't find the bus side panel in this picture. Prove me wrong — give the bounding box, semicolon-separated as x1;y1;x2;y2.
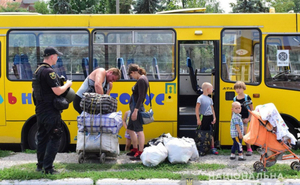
0;121;22;143
0;37;5;126
5;81;35;121
219;80;235;146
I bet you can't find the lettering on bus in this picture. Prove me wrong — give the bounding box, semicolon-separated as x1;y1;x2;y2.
110;93;165;105
223;87;234;90
21;93;32;104
0;94;3;104
6;92;166;105
8;93;17;104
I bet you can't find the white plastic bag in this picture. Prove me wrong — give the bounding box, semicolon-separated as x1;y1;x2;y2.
182;137;199;161
163;137;193;163
76;131;120;155
140;143;168;167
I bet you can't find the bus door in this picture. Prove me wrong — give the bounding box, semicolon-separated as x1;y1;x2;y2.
0;36;5;126
220;28;261;145
178;41;219;139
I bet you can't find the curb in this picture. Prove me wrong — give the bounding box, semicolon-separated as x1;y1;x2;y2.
0;178;93;185
0;178;300;185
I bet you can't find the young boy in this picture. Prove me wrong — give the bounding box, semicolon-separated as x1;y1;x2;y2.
195;82;218;155
233;81;254;156
230;102;246;161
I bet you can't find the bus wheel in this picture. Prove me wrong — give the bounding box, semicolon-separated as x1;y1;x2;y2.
27;123;67;152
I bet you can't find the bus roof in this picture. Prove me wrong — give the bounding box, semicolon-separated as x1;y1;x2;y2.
156;8;206;14
0;12;41;15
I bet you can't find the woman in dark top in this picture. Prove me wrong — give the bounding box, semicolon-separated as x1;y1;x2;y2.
126;64;149;160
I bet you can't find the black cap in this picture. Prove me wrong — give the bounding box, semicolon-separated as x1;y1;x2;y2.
43;47;63;57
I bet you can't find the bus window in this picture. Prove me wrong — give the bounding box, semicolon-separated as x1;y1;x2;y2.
266;35;300;90
221;29;261;84
8;33;36;80
8;30;89;81
93;30;175;80
179;41;215;94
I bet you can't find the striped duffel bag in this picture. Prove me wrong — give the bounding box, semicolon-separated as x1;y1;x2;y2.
80;93;117;114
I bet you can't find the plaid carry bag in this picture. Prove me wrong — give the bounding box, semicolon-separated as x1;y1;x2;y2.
77;111;123;134
80;93;117;114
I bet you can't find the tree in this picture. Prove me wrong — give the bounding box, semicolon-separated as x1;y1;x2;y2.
34;1;50;14
265;0;294;12
105;0;117;13
69;0;107;14
182;0;224;13
294;0;300;12
119;0;135;13
158;0;181;11
230;0;268;13
0;2;27;12
49;0;72;14
133;0;161;14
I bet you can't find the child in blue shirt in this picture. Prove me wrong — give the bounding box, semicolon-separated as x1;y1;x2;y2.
230;101;246;161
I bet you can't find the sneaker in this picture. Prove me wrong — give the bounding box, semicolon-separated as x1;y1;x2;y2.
126;148;138;156
130;151;142;160
246;150;253;156
44;169;59;175
238;157;246;161
211;148;219;155
230;156;236;160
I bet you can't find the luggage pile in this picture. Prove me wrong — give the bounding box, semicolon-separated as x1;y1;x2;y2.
140;133;199;167
76;93;122;163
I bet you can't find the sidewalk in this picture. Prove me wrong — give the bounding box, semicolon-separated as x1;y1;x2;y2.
0;178;300;185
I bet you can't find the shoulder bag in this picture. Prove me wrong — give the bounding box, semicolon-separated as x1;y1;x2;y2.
140;85;154;124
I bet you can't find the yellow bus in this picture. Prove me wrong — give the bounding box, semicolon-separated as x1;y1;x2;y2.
0;13;299;151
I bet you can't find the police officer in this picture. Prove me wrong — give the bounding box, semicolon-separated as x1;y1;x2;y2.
32;47;72;174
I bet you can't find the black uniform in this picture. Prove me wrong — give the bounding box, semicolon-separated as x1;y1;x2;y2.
32;63;63;172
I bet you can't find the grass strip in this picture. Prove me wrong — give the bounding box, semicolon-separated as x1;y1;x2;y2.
0;161;222;181
1;161;299;182
0;150;13;158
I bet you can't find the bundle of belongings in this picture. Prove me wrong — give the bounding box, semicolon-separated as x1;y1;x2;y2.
254;103;296;145
140;133;199;167
80;93;117;114
76;93;122;155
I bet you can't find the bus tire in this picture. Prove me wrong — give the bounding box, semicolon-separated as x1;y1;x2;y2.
27;122;67;152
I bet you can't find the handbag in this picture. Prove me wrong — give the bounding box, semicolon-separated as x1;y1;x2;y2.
139;85;154;125
140;108;154;124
